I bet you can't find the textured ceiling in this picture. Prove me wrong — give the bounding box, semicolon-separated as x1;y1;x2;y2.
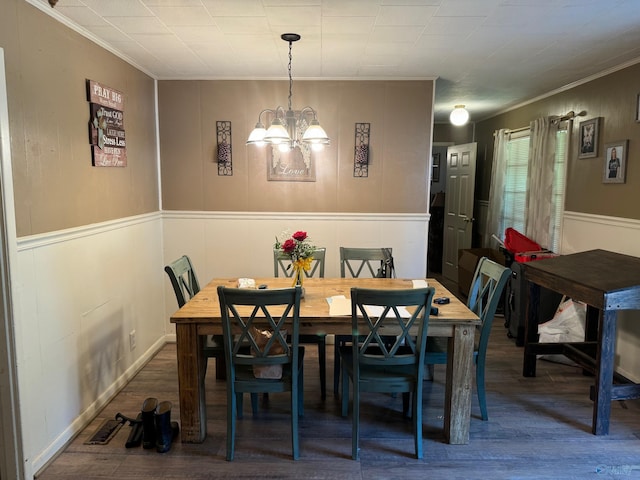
36;0;640;123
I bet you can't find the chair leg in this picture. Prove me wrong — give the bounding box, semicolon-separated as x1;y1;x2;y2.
341;361;349;417
236;393;244;419
299;363;304;417
352;380;360;460
226;388;236;461
317;334;326;400
402;392;411;418
215;355;226;380
476;358;488;421
333;340;341;395
425;363;435;381
250;393;259;416
414;388;423;459
292;363;300;459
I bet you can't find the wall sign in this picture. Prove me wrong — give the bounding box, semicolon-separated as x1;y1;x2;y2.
87;80;127;167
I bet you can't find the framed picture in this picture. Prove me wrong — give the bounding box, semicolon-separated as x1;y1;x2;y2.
267;144;316;182
431;153;440;183
578;117;600;159
636;94;640;122
602;140;628;184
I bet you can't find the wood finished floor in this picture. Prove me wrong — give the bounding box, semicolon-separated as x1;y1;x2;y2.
36;319;640;480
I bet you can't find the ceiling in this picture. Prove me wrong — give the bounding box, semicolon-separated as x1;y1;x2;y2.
37;0;640;123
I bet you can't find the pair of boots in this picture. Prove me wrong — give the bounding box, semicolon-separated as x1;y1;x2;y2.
118;398;179;452
142;398;179;453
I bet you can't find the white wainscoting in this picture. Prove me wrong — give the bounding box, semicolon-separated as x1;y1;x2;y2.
9;209;429;477
14;213;165;477
162;211;430;337
562;211;640;383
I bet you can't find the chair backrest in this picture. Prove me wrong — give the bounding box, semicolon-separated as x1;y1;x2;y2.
350;287;435;369
467;257;511;356
164;255;200;307
217;286;302;379
340;247;393;278
274;247;326;278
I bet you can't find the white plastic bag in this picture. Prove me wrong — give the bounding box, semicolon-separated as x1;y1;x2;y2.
537;296;586;365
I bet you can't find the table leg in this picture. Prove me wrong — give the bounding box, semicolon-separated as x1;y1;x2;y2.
176;324;207;443
523;282;540;377
593;309;616;435
443;324;475;444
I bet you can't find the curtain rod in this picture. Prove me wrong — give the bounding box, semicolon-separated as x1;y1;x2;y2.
551;110;587;125
493;126;529;137
493;109;588;136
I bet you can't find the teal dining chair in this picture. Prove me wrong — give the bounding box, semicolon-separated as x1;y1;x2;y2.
340;286;435;460
424;256;510;421
274;247;327;400
217;285;304;461
334;247;394;395
164;255;226;380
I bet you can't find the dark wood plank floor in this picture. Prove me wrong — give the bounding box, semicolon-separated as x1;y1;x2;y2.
36;318;640;479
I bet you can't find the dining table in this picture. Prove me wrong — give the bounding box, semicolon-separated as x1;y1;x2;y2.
170;277;480;445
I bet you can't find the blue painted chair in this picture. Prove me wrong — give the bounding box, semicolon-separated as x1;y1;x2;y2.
274;247;327;400
340;286;435;460
164;255;226;380
217;285;304;461
334;247;394;395
425;256;510;421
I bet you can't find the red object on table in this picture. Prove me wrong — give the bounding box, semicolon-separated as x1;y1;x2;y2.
504;228;541;254
503;228;557;263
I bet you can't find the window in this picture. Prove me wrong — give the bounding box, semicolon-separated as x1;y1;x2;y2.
502;131;530;235
501;127;567;252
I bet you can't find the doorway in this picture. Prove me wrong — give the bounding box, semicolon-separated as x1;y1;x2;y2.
441;142;477;284
0;48;24;480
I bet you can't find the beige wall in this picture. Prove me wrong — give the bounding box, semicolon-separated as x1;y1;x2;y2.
475;62;640;220
1;0;159;237
433;122;474;145
159;80;434;214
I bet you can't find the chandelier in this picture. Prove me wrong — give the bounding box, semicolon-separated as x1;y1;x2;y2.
246;33;330;152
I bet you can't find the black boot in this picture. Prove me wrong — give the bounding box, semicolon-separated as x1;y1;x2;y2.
141;397;158;449
115;412;144;448
154;401;179;453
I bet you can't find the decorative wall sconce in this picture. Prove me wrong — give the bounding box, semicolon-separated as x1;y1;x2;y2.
353;123;370;177
217;121;232;176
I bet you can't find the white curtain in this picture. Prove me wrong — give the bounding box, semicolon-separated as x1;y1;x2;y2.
484;129;509;247
525;117;557;249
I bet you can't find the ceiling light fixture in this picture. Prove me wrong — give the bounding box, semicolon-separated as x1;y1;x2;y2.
450;105;470;126
246;33;330;153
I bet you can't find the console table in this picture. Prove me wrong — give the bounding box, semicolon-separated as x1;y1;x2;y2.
522;249;640;435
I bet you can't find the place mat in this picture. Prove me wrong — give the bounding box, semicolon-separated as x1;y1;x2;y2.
327;295;351;316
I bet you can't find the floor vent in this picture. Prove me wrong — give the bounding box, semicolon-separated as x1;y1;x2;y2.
84;419;123;445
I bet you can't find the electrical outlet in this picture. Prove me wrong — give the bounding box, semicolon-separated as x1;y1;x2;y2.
129;330;136;351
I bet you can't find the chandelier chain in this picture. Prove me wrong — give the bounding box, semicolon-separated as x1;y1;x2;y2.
288;40;293;112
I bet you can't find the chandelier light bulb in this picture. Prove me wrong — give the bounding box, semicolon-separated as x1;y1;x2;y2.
450;105;470;126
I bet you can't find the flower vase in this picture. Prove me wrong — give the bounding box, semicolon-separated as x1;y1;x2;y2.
292;266;305;298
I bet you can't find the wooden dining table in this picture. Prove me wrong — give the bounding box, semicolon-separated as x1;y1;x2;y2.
170;277;480;445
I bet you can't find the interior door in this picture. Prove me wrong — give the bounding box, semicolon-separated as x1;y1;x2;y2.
442;142;477;283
